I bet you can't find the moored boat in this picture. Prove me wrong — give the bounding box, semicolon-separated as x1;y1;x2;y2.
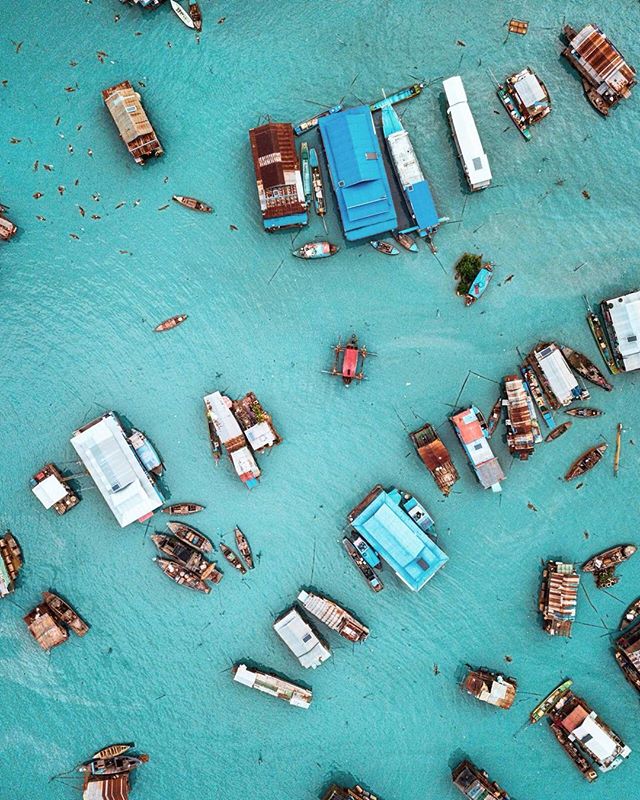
128;428;164;476
309;147;326;216
586;310;619;374
392;231;418;252
300;142;311;206
234;526;254;569
409;423;459;496
560;344;613;391
564;443;607;480
463;666;517;709
538;561;579;637
370;240;399;256
292;241;339;259
582;544;636;573
81;753;149;777
92;743;134;761
153;557;210;593
170;0;195;27
293;103;343;136
620;597;640;630
342;537;383;592
369;82;424;112
464;263;493;306
233;663;312;708
486;397;503;438
42;591;89;636
530;678;573;723
565;407;603;418
497;68;551;140
188;1;202;30
30;463;80;515
297;589;369;642
323;334;371;386
0;530;23;598
220;542;247;574
162;502;204;515
154;314;188;332
172;195;211;212
166;521;213;553
545;421;572;442
151;534;222;582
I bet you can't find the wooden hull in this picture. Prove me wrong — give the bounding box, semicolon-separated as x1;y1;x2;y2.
166;521;213;554
162;503;204;515
154;314;187;332
234;527;254;569
582;545;636;573
154;557;210;593
220;543;247;574
370;240;399;255
620;597;640;630
42;591;89;636
565;407;603;418
172;195;211;212
342;537;383;592
392;232;418;252
545;421;572;442
564;444;607;480
92;744;134;761
560;345;613;391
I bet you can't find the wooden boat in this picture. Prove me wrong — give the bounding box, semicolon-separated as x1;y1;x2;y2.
582;544;637;574
170;0;195;28
128;428;164;476
154;314;188;332
166;521;213;553
409;423;459;496
497;68;551;141
309;147;326;216
92;743;134;761
614;422;622;477
0;530;23;596
463;667;517;709
323;334;372;385
545;421;572;442
153;557;210;593
293;103;343;136
300;142;312;206
188;1;202;31
586;310;619;374
234;526;254;570
152;534;222;582
486;397;503;437
564;443;607;480
204;404;222;461
298;589;369;642
392;232;418;253
220;542;247;574
548;721;598;782
560;345;613;391
172;195;211;212
81;753;149;776
370;240;399;256
342;537;383;592
42;591;89;636
162;503;204;515
508;19;528;35
565;407;603;418
292;241;339;259
464;264;493;306
620;597;640;631
530;679;572;723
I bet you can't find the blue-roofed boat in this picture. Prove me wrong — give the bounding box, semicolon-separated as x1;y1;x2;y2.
464;264;493;306
300;142;312;206
318;106;397;241
128;428;164;477
347;485;448;592
381;101;440;240
293;103;343;137
369;82;425;112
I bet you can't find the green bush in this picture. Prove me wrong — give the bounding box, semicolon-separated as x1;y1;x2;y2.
455;252;482;295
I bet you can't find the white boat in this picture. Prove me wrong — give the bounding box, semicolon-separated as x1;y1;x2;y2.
442;76;492;191
233;663;312;709
273;607;331;669
170;0;195;28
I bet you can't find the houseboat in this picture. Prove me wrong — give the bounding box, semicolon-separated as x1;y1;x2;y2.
538;560;579;637
231;391;282;452
297;589;369;642
273;607;331;669
562;24;636;115
203;391;261;488
452;760;512;799
442;76;492;191
233;663;312;709
600;290;640;372
463;667;517;709
0;531;22;598
30;463;80;515
409;423;459;496
497;67;551;140
322;784;380;800
248;122;308;231
0;212;17;241
503;375;537;459
450;406;504;492
24;603;69;650
79;743;148;800
101;80;163;164
527;342;589;408
614;616;640;694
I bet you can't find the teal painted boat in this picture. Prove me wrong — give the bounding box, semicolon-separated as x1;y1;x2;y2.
465;264;493;306
369;82;425;112
293;241;339;259
370;240;399;256
300;142;311;206
293;103;343;136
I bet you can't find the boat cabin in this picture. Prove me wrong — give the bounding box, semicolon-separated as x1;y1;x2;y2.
233;663;312;709
442;76;492;191
502;68;551;132
0;214;17;241
31;463;80;515
529;342;588;407
102;80;163;165
23;603;68;650
273;607;331;669
452;761;512;800
539;561;579;637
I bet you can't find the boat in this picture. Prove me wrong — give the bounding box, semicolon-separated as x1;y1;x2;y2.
92;743;134;761
538;561;579;637
564;443;607;480
369;82;424;112
442;76;492;191
620;597;640;630
342;537;383;592
162;503;204;515
508;19;528;35
560;345;613;391
614;422;622;477
172;195;211;212
450;406;504;492
154;314;188;332
234;526;254;569
102;81;163;165
565;407;603;418
309;147;326;216
30;463;80;515
204;403;222;461
0;530;23;598
486;397;503;437
545;421;572;442
128;428;164;476
292;241;339;259
220;542;247;574
166;521;213;553
23;603;69;650
323;334;372;385
521;364;555;429
233;663;312;708
392;232;418;252
497;68;551;140
529;679;573;723
300;142;311;206
0;212;17;241
370;240;399;256
293;103;343;136
464;263;493;306
452;760;513;800
351;534;382;569
503;375;536;459
153;557;210;593
582;545;636;573
81;753;149;777
586;310;619;374
188;1;202;30
152;534;222;582
548;722;599;782
463;666;517;709
409;423;459;496
42;591;89;636
297;589;369;642
170;0;195;27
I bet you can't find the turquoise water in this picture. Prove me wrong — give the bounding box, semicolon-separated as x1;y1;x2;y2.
1;1;639;798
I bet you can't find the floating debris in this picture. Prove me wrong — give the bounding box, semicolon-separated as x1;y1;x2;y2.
508;19;529;35
32;192;43;199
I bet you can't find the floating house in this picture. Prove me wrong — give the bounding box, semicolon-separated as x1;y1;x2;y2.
102;81;163;165
498;67;551;140
231;391;282;452
318;106;397;240
600;290;640;372
615;617;640;695
233;663;312;709
322;785;380;800
503;375;537;459
527;342;588;408
273;607;331;669
0;213;17;241
248;122;308;231
30;463;80;515
442;76;492;191
450;406;504;492
409;423;459;496
297;589;369;643
70;412;163;527
346;485;448;591
463;667;517;710
562;24;636;115
23;603;68;650
0;531;22;598
538;560;579;637
452;760;512;800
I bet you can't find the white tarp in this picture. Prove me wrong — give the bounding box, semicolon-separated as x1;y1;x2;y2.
32;474;67;508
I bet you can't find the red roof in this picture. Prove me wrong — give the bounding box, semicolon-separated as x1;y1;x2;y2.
342;347;359;377
451;410;483;444
560;703;588;733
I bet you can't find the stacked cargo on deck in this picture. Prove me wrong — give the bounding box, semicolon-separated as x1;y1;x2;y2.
102;81;163;164
538;561;580;637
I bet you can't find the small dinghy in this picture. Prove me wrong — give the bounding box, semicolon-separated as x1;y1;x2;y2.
234;526;254;570
166;521;213;554
293;241;339;259
92;743;134;761
42;591;89;637
162;503;205;515
154;314;188;332
565;407;603;418
153;557;210;593
370;240;400;256
545;421;572;442
188;1;202;31
128;428;164;476
564;443;607;480
220;542;247;574
486;397;503;438
170;0;195;28
392;232;418;253
172;195;211;212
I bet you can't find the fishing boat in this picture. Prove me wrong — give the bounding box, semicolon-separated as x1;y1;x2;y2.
560;345;613;391
128;428;164;476
370;240;399;256
234;526;254;569
564;443;607;480
292;241;339;259
565;407;603;418
309;147;326;216
151;534;222;582
92;743;134;761
188;1;202;30
162;502;204;515
300;142;312;206
297;589;369;642
351;533;382;569
154;314;188;332
410;423;459;496
369;82;424;112
204;404;222;461
81;753;149;777
614;422;622;477
521;364;555;429
582;544;637;574
620;597;640;630
0;530;23;597
293;103;343;136
323;334;372;385
172;195;211;212
220;542;247;574
586;310;619;374
529;679;573;723
342;537;383;592
486;397;503;437
545;421;572;442
497;68;551;140
166;521;213;553
463;666;517;709
153;557;210;593
170;0;195;27
42;591;89;636
464;264;493;306
392;232;418;252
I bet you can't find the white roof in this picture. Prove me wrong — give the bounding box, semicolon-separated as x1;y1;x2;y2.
535;345;580;404
204;391;244;444
387;130;425;187
70;413;162;527
514;71;546;107
466;435;494;467
32;474;67;508
230;446;260;478
443;76;492;189
273;608;331;669
245;421;276;451
573;716;618;763
606;292;640;371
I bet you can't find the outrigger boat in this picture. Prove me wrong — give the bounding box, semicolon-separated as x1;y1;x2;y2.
369;82;424;112
220;542;247;574
582;545;636;589
151;534;222;582
586;306;619;374
560;344;613;391
342;537;383;592
162;503;204;515
620;597;640;630
154;313;188;332
564;443;607;480
92;743;134;761
172;195;211;212
153;557;210;593
530;679;573;723
166;521;213;553
188;1;202;30
292;241;339;259
486;397;503;437
293;103;343;136
323;334;372;385
42;591;89;636
170;0;195;28
370;240;399;256
234;526;254;569
300;142;312;206
128;428;164;476
565;407;603;418
392;232;418;252
309;147;326;216
545;421;572;442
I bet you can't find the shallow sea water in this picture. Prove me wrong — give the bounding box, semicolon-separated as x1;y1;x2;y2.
1;1;639;798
